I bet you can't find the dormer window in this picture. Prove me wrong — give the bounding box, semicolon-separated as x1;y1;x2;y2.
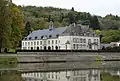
56;34;59;37
41;36;43;39
49;35;52;38
35;36;38;39
29;37;32;40
24;37;27;40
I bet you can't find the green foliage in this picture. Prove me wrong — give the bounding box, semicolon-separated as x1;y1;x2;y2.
94;30;120;43
101;30;120;43
0;1;24;52
0;71;23;81
0;57;18;64
101;72;120;81
1;3;120;50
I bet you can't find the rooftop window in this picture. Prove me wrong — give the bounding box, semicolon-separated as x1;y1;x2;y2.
49;35;52;38
29;37;32;40
56;34;59;37
24;37;27;40
41;36;43;39
35;36;38;39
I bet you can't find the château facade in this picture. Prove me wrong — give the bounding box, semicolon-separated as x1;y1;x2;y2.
21;22;100;50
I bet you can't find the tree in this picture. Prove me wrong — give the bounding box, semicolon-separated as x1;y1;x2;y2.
10;4;24;49
90;16;100;30
25;21;31;36
0;0;11;52
68;12;76;24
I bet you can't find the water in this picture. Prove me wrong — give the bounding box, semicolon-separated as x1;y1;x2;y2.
1;61;120;81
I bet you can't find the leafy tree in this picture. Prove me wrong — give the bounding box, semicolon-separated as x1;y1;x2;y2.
25;21;31;36
90;16;100;30
0;0;11;52
10;4;24;49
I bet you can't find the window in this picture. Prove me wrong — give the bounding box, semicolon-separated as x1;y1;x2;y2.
73;44;75;49
56;40;57;44
35;36;38;39
40;41;42;45
73;38;77;43
83;39;86;43
48;40;50;44
22;42;24;46
28;42;30;46
37;41;39;45
49;35;52;38
80;38;82;43
29;37;32;40
31;47;33;50
56;34;59;37
25;42;27;46
52;40;54;44
77;44;78;49
37;47;39;50
77;38;79;43
94;39;96;42
41;36;43;39
44;40;46;44
88;39;91;43
34;41;36;45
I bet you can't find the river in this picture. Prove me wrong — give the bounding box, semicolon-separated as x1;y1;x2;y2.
0;61;120;81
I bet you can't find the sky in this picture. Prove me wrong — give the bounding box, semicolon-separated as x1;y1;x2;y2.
12;0;120;17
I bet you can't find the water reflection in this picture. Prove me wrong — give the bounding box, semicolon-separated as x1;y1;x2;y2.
0;61;120;81
22;69;100;81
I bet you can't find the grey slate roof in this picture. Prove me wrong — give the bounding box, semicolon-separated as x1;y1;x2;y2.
24;26;68;40
23;24;99;40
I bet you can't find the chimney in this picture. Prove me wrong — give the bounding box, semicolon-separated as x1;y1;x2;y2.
49;19;54;31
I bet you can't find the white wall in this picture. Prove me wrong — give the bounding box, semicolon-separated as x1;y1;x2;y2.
21;36;100;50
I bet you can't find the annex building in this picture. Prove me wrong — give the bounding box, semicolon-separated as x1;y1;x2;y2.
21;22;100;50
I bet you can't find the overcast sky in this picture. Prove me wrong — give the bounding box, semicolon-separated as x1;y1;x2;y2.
12;0;120;17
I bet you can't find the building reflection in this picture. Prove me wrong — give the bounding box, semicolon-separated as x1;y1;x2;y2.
22;69;100;81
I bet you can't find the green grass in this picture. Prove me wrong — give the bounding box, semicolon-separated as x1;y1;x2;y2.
101;72;120;81
0;57;18;68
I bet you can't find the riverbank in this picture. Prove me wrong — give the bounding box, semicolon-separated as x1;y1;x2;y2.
0;57;18;68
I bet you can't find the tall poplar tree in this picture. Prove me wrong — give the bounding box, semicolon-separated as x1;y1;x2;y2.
0;0;11;52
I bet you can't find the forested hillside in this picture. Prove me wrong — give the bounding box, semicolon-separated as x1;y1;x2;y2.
20;6;120;43
0;0;120;52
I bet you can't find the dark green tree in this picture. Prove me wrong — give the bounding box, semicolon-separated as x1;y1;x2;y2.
68;12;76;24
90;16;100;30
25;21;31;36
0;0;11;52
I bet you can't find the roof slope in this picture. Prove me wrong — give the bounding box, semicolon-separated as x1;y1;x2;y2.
24;27;67;40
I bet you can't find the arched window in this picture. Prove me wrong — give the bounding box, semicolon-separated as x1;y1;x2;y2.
44;46;47;50
55;46;58;50
31;47;33;50
48;46;51;50
37;47;39;50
